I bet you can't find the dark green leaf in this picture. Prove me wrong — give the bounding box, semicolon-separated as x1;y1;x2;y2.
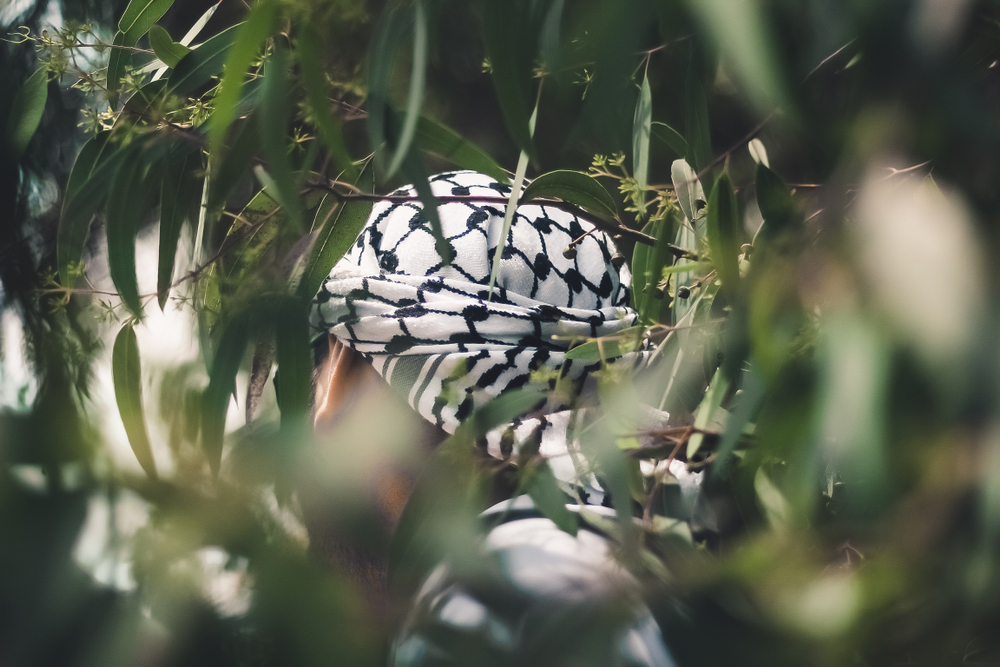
632;73;651;194
57;132;119;286
754;163;802;245
687;367;730;458
106;31;132;101
274;301;310;433
651;121;688;161
295;199;374;301
684;56;712;184
413;115;508;184
453;385;547;443
148;25;189;68
158;148;199;309
399;144;451;264
168;23;241;98
118;0;174;40
387;0;428;177
5;67;48;163
714;367;764;476
706;171;741;297
202;314;250;474
525;461;577;536
112;323;157;478
106;150;153;318
366;7;411;161
208;114;259;212
521;170;618;220
538;0;564;74
208;0;276;157
482;0;535;158
259;47;302;230
298;25;357;181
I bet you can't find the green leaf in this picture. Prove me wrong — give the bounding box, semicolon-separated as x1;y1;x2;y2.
754;163;802;245
274;301;311;433
106;150;154;318
57;133;120;286
296;199;374;301
482;0;535;158
687;367;731;458
208;114;259;212
168;23;241;97
670;159;706;230
525;461;577;536
414;115;508;184
632;73;652;194
5;67;48;163
521;170;618;220
714;367;764;476
565;326;647;362
366;7;411;162
298;25;357;182
208;0;276;158
112;323;157;479
402;152;452;264
106;31;132;100
148;25;190;68
386;0;428;177
651;121;688;161
259;47;302;231
158;148;199;309
452;385;547;442
202;314;251;474
706;171;741;297
684;57;712;183
118;0;174;40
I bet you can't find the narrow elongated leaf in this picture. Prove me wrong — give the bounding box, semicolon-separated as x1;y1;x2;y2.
112;324;157;478
651;121;688;161
148;25;189;68
402;152;451;263
6;68;47;162
521;170;618;220
367;7;411;161
274;301;311;433
386;0;428;177
57;133;119;285
565;326;646;361
452;385;547;442
684;57;712;183
525;461;577;536
246;340;274;425
106;151;153;318
203;314;251;474
670;159;706;230
632;73;652;194
299;25;357;181
414;115;508;184
482;0;535;158
180;1;220;45
687;367;731;458
158;148;199;309
208;0;276;157
754;163;802;245
208;114;258;212
168;23;241;97
259;48;302;230
714;367;764;476
118;0;174;39
706;172;741;297
106;31;132;100
296;198;374;300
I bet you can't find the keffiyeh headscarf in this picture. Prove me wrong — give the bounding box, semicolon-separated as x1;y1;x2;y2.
311;171;651;492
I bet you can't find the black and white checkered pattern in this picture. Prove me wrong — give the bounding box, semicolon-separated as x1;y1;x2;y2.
311;171;649;492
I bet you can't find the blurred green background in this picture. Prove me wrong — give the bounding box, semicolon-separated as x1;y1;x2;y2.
5;0;1000;665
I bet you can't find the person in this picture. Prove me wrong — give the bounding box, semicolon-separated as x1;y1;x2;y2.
309;171;678;665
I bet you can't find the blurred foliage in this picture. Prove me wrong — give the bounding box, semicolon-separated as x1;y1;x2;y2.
6;0;1000;665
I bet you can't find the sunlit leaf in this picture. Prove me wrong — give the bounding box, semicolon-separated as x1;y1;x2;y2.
112;323;157;478
168;23;241;97
387;0;428;177
632;73;652;196
670;159;705;230
5;67;47;163
148;25;189;67
413;116;508;184
208;0;276;158
298;24;357;182
521;170;618;220
118;0;174;40
706;171;741;297
687;367;730;458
